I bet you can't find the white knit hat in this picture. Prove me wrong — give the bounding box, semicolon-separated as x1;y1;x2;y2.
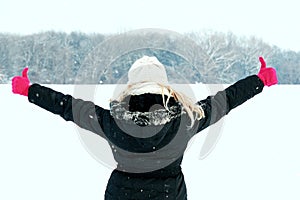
127;56;168;85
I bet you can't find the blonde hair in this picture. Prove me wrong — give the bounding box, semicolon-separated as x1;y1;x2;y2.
112;82;205;128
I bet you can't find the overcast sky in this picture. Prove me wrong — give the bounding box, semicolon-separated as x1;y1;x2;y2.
1;0;299;51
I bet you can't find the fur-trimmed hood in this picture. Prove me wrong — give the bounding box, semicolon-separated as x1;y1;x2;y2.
110;93;183;126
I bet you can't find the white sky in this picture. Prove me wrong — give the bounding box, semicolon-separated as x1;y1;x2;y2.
1;0;300;51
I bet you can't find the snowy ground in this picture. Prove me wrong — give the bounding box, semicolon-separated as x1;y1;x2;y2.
1;83;300;200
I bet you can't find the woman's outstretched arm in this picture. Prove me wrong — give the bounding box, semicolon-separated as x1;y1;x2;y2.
12;68;110;138
193;57;278;134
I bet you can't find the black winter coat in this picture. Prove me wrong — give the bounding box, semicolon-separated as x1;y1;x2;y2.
27;75;264;200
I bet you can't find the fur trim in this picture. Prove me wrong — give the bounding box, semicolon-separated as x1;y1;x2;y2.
110;100;183;126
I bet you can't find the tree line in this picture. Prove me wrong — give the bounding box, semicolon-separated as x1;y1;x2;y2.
0;30;299;84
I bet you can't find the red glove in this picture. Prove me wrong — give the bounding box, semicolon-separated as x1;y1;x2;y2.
12;67;30;96
257;57;278;87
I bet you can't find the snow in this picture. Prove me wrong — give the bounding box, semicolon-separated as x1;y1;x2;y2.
1;84;300;200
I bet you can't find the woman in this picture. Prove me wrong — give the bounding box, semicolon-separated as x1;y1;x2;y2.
12;56;277;199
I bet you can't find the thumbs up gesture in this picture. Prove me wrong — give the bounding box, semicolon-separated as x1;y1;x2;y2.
257;57;278;87
12;67;30;96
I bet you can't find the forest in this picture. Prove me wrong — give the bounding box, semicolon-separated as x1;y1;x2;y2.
1;30;299;84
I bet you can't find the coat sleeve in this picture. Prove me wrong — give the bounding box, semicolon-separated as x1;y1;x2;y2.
192;75;264;134
27;83;110;138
